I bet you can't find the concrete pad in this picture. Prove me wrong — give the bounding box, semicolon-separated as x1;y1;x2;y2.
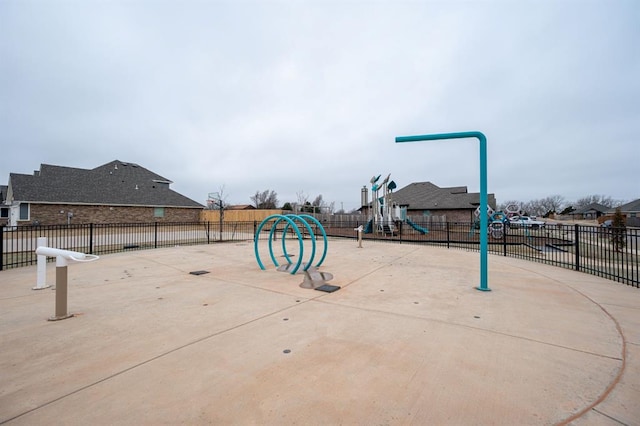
0;239;638;425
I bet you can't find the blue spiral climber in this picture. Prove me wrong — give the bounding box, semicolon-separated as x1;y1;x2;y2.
254;214;328;274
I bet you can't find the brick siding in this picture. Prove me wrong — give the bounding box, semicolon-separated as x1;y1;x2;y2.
24;204;201;225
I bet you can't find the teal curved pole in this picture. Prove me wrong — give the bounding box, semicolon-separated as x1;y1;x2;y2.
281;215;316;271
296;214;328;267
268;216;305;273
254;214;304;274
395;131;490;291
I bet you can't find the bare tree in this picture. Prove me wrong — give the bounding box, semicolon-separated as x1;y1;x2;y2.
250;190;278;209
296;190;308;206
538;195;566;217
311;194;323;213
574;195;619;210
207;185;229;241
311;194;331;214
295;191;309;213
518;195;566;217
207;185;228;210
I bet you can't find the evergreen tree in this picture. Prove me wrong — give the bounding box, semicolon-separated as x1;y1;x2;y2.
610;208;626;252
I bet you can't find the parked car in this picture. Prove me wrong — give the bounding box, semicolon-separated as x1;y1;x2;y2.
508;215;546;229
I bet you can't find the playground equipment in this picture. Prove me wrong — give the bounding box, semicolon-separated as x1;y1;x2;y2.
469;204;534;241
365;174;395;235
35;246;99;320
505;203;523;218
470;206;511;240
254;214;328;275
363;173;428;235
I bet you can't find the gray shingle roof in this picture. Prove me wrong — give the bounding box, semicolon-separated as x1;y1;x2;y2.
572;203;609;215
610;198;640;213
391;182;496;210
8;161;203;208
0;185;7;203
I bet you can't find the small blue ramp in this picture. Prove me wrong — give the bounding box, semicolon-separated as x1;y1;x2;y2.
406;218;428;235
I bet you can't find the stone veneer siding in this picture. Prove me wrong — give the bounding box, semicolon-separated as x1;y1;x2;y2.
24;204;202;225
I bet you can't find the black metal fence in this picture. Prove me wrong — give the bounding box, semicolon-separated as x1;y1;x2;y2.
0;222;257;270
1;220;638;287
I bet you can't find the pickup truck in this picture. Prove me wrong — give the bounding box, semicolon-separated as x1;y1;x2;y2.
507;215;546;229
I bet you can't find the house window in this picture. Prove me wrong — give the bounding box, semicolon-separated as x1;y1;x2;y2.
19;203;29;220
0;207;8;219
154;207;165;218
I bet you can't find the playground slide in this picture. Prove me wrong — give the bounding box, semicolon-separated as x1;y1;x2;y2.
405;218;428;235
364;219;373;234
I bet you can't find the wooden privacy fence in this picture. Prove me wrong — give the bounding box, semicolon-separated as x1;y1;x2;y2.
200;209;285;223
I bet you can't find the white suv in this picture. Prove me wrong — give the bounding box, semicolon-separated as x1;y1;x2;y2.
508;215;546;229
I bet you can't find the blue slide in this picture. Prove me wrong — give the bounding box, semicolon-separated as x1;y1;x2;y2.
364;219;373;234
405;218;428;235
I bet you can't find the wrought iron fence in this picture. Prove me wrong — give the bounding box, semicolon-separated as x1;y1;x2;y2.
317;220;638;287
0;221;257;270
1;220;638;287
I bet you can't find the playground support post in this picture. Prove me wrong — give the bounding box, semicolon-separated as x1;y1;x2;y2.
395;131;490;291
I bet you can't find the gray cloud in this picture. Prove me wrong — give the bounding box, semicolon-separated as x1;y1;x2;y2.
1;0;638;211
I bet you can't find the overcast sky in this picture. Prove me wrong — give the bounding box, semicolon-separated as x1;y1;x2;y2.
1;0;638;211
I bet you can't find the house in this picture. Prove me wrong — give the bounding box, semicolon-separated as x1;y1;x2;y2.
389;181;497;222
608;198;640;227
0;185;8;226
570;203;609;220
3;160;204;226
226;204;256;210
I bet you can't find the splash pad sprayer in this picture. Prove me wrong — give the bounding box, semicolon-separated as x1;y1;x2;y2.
254;214;328;274
396;131;490;292
35;246;100;320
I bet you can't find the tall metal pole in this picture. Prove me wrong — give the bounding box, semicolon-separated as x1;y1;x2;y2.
396;131;490;291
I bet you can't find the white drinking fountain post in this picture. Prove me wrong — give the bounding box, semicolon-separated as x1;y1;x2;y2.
34;246;99;321
34;237;51;290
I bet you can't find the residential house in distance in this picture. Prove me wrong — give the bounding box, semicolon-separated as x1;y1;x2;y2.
570;203;610;220
3;160;204;226
0;185;8;226
608;198;640;227
390;181;497;222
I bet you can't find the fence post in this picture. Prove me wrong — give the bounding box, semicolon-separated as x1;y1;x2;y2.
446;222;450;249
0;225;3;271
207;221;211;244
503;223;507;256
574;224;580;272
154;222;158;249
253;221;257;240
89;223;94;254
399;221;403;244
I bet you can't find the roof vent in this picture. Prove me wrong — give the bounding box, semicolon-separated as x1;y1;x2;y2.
114;164;118;170
135;184;139;190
